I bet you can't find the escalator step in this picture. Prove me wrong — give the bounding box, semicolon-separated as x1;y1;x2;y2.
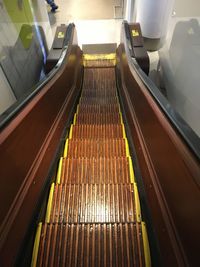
60;157;131;184
79;97;118;105
37;223;146;267
67;139;126;158
84;59;116;67
70;124;123;139
75;113;121;124
49;184;138;223
81;89;116;98
83;65;116;79
78;104;119;114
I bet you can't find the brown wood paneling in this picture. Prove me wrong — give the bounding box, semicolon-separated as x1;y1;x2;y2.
0;30;83;265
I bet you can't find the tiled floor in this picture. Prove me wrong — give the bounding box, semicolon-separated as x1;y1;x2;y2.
48;0;115;21
46;0;123;46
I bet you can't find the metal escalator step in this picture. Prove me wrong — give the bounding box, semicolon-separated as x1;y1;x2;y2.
84;61;115;68
70;124;123;139
79;97;118;105
50;184;137;223
60;157;130;184
83;83;116;92
83;66;116;79
75;113;121;124
78;104;119;114
67;139;126;158
81;89;117;98
37;223;146;267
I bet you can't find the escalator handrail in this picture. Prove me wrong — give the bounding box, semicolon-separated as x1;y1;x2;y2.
0;23;75;131
122;21;200;162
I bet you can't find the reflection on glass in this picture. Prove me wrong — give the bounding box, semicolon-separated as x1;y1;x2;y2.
146;0;200;138
0;0;53;117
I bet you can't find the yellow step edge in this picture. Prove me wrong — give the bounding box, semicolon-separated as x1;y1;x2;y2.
45;183;55;223
83;53;116;61
125;138;130;157
119;107;131;159
73;113;77;124
117;100;122;111
76;104;79;114
69;125;73;139
122;124;126;139
142;222;151;267
56;157;63;184
128;156;135;183
134;183;142;222
31;222;42;267
63;139;69;158
119;112;123;124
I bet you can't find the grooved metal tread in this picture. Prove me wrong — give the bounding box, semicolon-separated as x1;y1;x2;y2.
70;124;124;139
66;139;126;158
81;89;117;98
60;157;131;184
37;223;146;267
50;184;138;223
79;97;118;105
83;66;116;80
75;113;121;124
78;104;119;114
84;59;116;67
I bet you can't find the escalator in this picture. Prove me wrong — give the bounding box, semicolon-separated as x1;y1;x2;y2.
0;22;200;267
31;55;150;266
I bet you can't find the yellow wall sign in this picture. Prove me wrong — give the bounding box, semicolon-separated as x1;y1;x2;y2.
132;29;140;37
58;32;64;38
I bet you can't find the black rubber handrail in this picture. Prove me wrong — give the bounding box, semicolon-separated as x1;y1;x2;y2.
0;23;75;130
122;21;200;161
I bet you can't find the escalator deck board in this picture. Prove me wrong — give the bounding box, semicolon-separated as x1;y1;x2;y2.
67;139;126;158
50;184;137;223
60;157;131;184
37;223;146;267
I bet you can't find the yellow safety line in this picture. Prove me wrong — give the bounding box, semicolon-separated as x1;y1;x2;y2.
128;156;135;183
119;108;130;157
83;53;116;61
63;139;69;158
141;222;151;267
125;138;130;157
76;104;79;114
134;183;141;222
69;125;73;139
45;183;55;223
56;157;63;184
31;222;42;267
119;112;123;124
73;113;77;124
122;124;126;139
